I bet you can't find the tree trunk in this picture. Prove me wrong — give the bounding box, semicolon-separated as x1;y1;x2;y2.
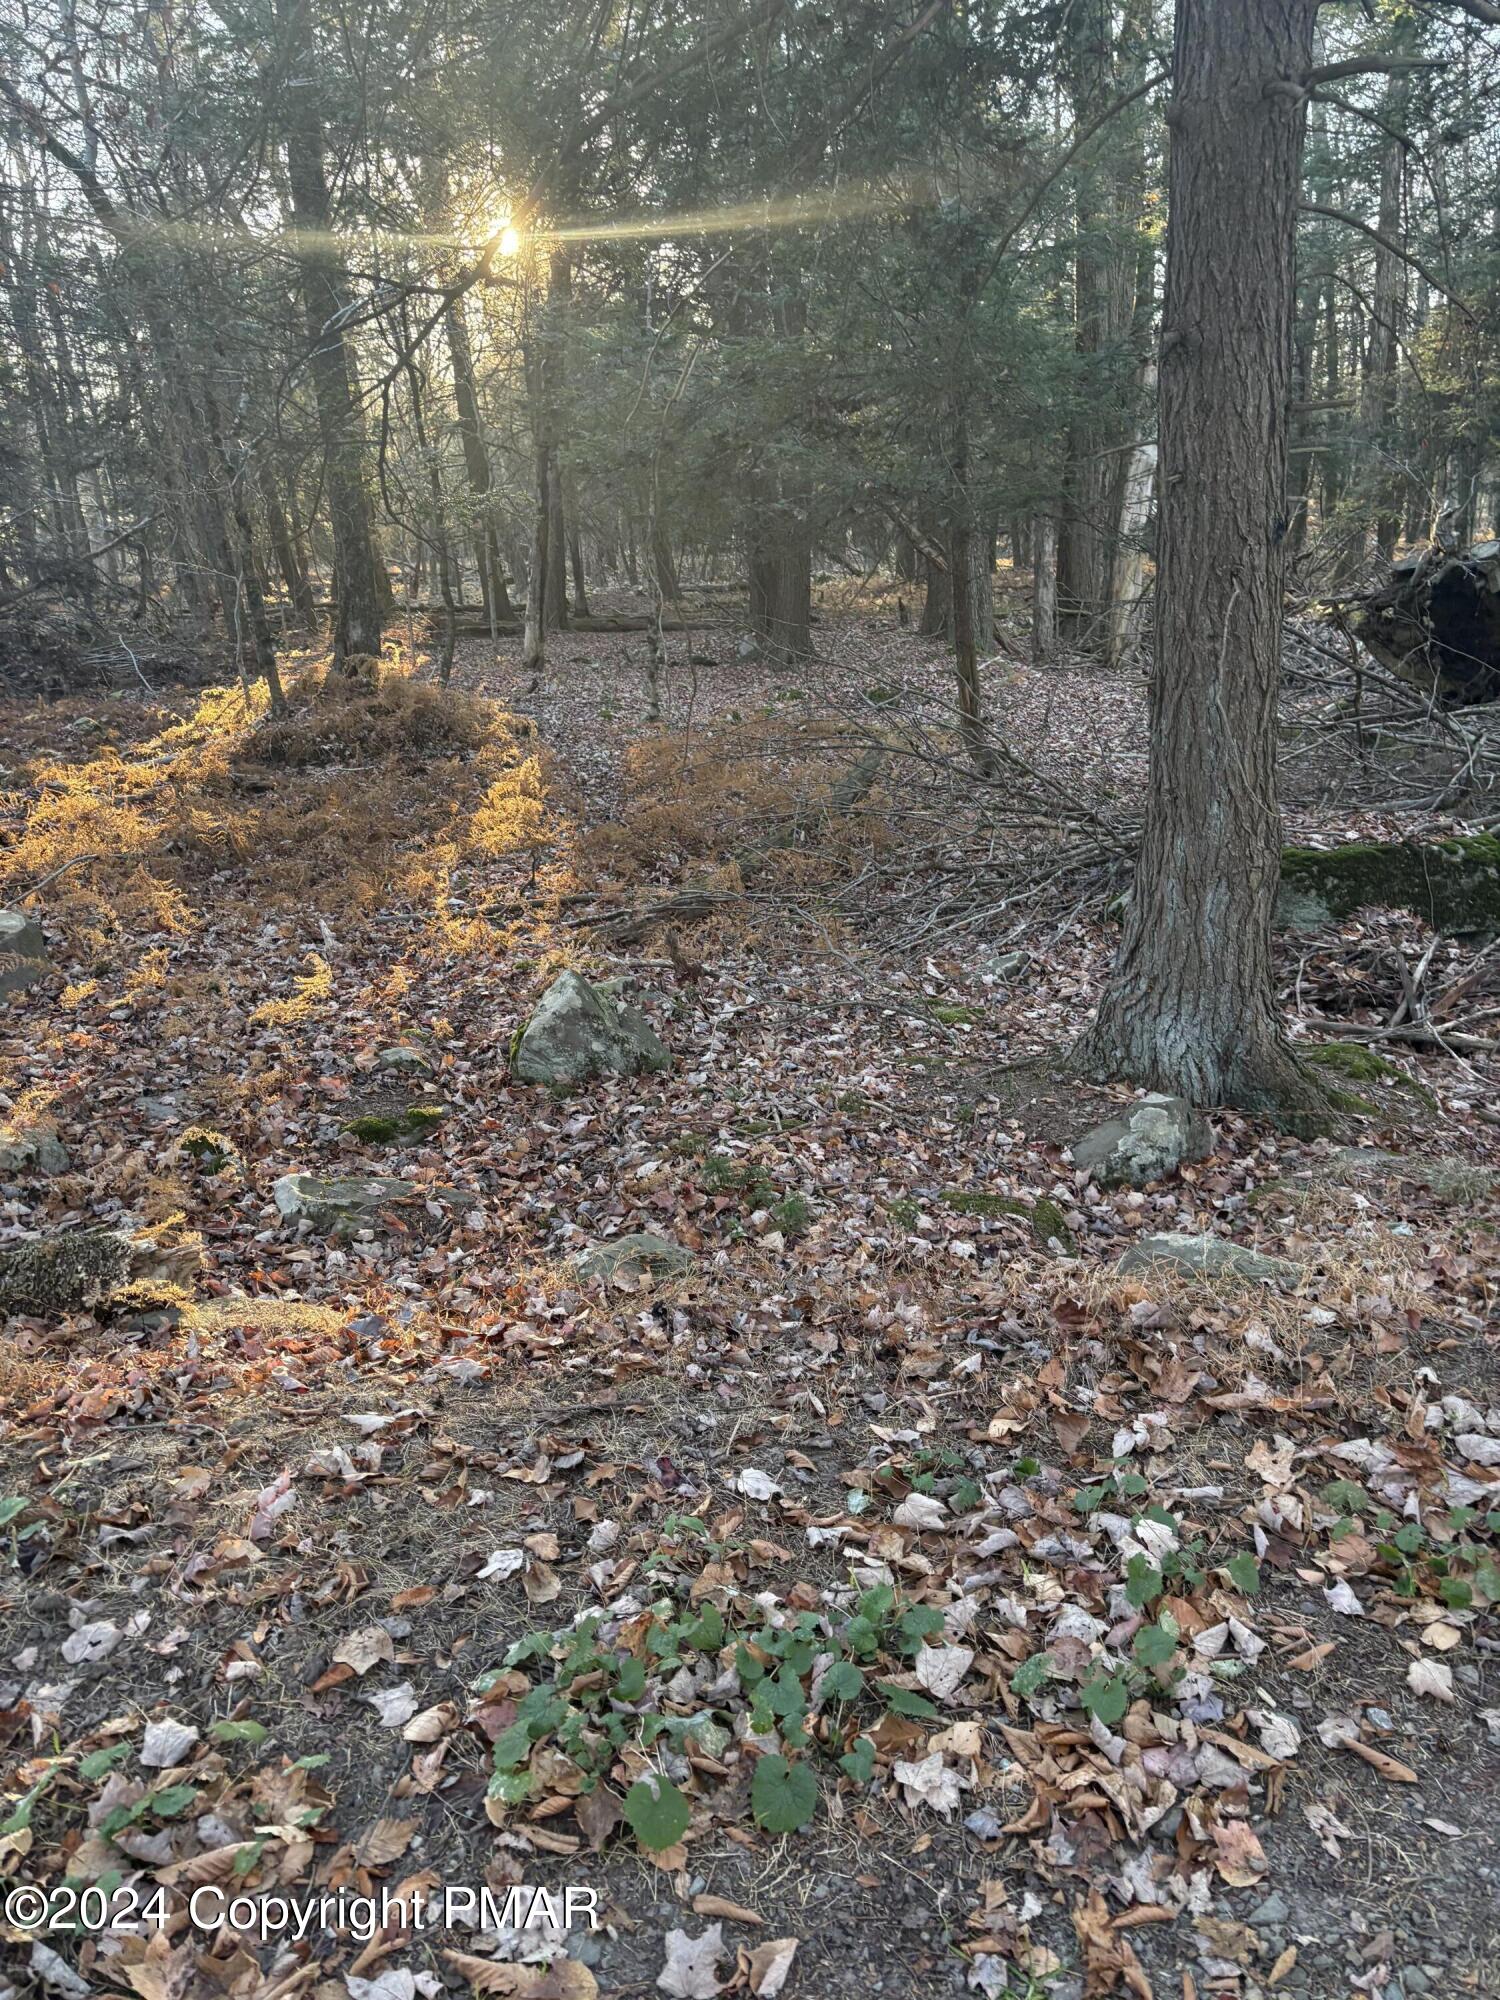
1056;0;1152;652
1361;73;1409;562
1103;362;1157;670
1031;513;1058;664
1074;0;1330;1128
445;296;512;624
748;521;812;665
275;0;383;668
258;464;315;624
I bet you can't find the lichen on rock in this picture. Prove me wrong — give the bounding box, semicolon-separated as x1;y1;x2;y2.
511;969;670;1087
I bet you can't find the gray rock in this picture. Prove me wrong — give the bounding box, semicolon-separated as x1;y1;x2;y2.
576;1232;695;1283
0;1128;69;1177
0;1228;134;1314
1249;1891;1290;1928
1117;1232;1302;1284
376;1045;432;1075
273;1172;420;1235
1072;1093;1211;1187
0;911;49;1001
511;969;669;1087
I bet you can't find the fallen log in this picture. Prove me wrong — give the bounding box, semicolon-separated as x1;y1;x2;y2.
1349;540;1500;705
577;744;888;944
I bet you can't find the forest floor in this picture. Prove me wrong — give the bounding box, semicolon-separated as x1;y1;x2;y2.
0;587;1497;2000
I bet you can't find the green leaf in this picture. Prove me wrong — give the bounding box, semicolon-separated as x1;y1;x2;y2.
687;1603;724;1651
1474;1559;1500;1604
1125;1554;1164;1609
1080;1671;1129;1727
1010;1653;1052;1698
1393;1522;1424;1555
876;1681;940;1720
489;1768;536;1804
1323;1480;1366;1515
492;1721;534;1773
1438;1575;1473;1609
624;1774;691;1852
293;1754;330;1770
838;1736;876;1785
78;1742;134;1781
210;1720;268;1747
819;1660;863;1704
750;1753;817;1834
1132;1614;1179;1671
1223;1553;1260;1595
1073;1483;1109;1515
145;1785;197;1820
0;1496;28;1528
1116;1470;1148;1498
614;1656;647;1702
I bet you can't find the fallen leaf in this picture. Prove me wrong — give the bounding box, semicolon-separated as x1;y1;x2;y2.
140;1717;200;1768
746;1938;798;1997
658;1924;725;1998
332;1626;395;1675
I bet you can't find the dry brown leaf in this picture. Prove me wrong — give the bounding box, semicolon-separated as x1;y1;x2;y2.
354;1816;417;1867
332;1625;396;1675
442;1955;597;1999
746;1937;799;1997
693;1893;764;1926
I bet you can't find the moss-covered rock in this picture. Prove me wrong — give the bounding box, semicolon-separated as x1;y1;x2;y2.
0;1228;194;1314
342;1104;447;1144
940;1189;1075;1253
1277;835;1500;934
273;1172;424;1234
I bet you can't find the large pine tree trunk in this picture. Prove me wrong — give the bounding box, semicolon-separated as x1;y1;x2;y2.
1075;0;1329;1126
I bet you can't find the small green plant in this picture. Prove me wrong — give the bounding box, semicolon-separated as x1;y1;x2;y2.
484;1579;972;1846
931;1003;976;1027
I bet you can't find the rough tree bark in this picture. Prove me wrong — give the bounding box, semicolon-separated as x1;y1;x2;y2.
276;0;384;667
1074;0;1332;1127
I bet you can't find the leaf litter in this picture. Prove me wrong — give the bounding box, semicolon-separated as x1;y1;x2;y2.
0;622;1496;1998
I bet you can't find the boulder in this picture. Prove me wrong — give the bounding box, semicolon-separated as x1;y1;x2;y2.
576;1232;695;1283
1117;1232;1302;1284
0;911;49;1000
1072;1093;1211;1187
0;1126;70;1177
273;1172;421;1235
511;969;669;1087
0;1228;135;1314
1277;834;1500;934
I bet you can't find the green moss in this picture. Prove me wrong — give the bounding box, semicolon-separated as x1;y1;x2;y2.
344;1104;447;1144
1279;834;1500;934
835;1090;866;1114
941;1190;1030;1219
1306;1042;1403;1084
1306;1041;1436;1109
941;1189;1075;1253
863;683;900;706
932;1004;976;1026
1030;1199;1075;1254
885;1196;920;1228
